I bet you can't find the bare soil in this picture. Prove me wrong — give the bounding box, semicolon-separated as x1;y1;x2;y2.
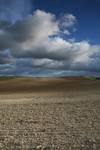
0;77;100;149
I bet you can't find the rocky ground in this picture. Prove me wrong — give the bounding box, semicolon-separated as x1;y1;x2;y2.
0;93;100;150
0;78;100;149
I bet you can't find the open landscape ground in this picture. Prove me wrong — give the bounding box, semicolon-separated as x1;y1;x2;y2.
0;77;100;149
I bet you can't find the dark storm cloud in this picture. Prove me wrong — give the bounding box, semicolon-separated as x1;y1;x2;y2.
0;49;13;64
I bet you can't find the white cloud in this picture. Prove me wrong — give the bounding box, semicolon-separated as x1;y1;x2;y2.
58;13;77;35
0;9;100;76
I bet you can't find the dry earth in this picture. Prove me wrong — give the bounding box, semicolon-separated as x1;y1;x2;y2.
0;77;100;150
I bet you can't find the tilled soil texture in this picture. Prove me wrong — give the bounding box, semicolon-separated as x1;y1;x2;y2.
0;77;100;149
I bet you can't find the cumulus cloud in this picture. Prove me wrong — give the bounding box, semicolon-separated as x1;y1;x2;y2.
58;14;77;35
0;9;100;76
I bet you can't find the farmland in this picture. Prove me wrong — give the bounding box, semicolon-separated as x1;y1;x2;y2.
0;77;100;149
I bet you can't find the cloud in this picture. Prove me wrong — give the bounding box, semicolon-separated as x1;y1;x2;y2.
0;9;100;76
58;14;77;35
0;0;33;23
0;10;59;50
0;49;13;64
0;10;90;62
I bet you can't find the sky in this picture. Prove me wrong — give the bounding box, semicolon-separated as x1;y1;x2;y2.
0;0;100;77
